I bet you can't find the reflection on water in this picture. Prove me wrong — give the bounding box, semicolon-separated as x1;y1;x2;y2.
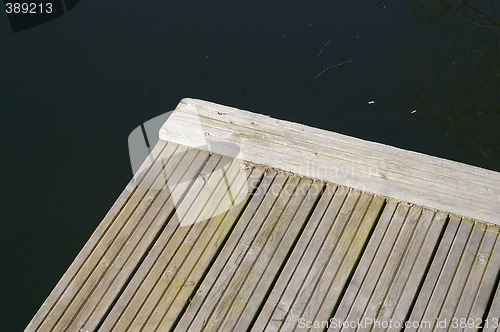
407;0;499;169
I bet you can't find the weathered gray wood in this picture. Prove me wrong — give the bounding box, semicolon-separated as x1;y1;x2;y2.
130;156;239;331
343;207;444;331
192;174;303;331
407;216;473;330
453;224;497;327
361;205;425;324
141;159;261;332
466;227;499;332
256;191;384;331
36;142;201;332
175;168;280;331
73;149;212;332
336;202;411;329
279;189;364;331
25;140;169;332
250;183;341;332
223;180;324;331
26;99;500;332
329;199;399;331
387;211;448;331
160;98;500;225
432;221;485;332
482;279;500;332
153;165;265;331
310;194;386;330
101;155;236;331
165;110;498;199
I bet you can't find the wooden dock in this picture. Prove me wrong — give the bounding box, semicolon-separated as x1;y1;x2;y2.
27;99;500;331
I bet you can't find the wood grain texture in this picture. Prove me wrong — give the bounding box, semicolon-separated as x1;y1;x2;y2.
26;99;500;332
160;98;500;225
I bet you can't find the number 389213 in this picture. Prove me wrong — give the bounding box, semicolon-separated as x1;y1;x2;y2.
5;2;53;14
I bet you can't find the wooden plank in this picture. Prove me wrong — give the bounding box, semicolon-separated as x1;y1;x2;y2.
250;183;341;332
168;99;500;184
482;281;500;332
220;179;324;331
406;216;473;330
192;174;305;331
310;194;386;330
174;168;280;331
162;117;497;223
359;205;426;324
432;221;486;332
154;165;266;331
52;146;211;332
453;225;498;328
333;207;447;331
160;98;500;225
466;226;499;332
386;211;448;331
278;189;364;331
76;149;212;331
25;140;169;332
131;156;239;331
32;142;216;332
98;154;230;331
329;199;399;330
263;190;384;331
334;201;411;329
166;110;498;199
135;158;258;332
31;141;186;332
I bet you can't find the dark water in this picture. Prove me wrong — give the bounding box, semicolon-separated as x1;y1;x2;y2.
0;1;498;330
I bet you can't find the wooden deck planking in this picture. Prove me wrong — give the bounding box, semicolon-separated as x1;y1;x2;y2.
279;190;368;331
452;225;498;327
27;99;500;332
28;140;181;331
250;183;342;332
483;280;500;332
156;165;265;330
308;194;385;329
101;156;261;331
417;219;482;330
28;142;212;332
328;206;448;332
325;199;398;331
229;180;324;332
181;175;319;331
143;159;259;331
61;147;209;332
65;148;211;332
332;201;412;329
386;211;448;331
25;140;168;332
163;117;498;227
100;154;231;331
471;227;500;332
